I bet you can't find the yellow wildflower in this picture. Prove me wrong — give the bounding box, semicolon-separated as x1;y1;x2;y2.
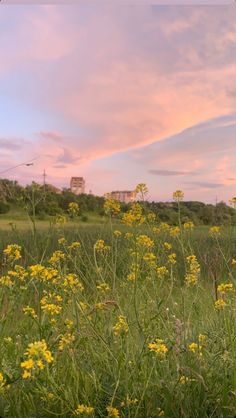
215;298;226;310
49;250;66;265
188;342;199;353
169;226;180;237
122;203;145;226
173;190;184;202
209;226;220;236
106;406;120;418
96;283;110;292
217;283;233;294
148;339;168;358
163;242;172;251
68;241;81;250
3;244;21;262
58;237;67;245
94;239;110;252
168;253;177;265
104;194;121;216
74;404;94;415
156;266;169;279
113;230;122;238
23;306;37;319
137;234;154;248
58;333;75;351
113;315;129;336
183;221;194;230
68;202;79;217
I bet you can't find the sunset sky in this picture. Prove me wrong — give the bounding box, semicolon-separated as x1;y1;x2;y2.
1;2;236;202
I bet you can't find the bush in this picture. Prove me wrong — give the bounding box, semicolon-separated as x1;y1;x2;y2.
0;201;10;214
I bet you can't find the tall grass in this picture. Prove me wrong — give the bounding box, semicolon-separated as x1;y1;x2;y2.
0;206;236;417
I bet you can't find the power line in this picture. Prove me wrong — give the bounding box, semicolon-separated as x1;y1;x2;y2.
0;157;38;175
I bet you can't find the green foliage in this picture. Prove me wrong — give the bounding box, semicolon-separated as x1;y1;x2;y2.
0;201;10;214
1;179;236;227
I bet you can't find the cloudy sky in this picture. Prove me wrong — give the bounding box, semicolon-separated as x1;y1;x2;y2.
1;2;236;202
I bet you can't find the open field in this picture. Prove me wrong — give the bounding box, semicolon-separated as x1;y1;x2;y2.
1;202;236;417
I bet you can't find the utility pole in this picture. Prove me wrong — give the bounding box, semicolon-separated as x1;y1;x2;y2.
43;169;46;192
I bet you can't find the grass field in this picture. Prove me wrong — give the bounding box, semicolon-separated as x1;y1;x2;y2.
0;199;236;417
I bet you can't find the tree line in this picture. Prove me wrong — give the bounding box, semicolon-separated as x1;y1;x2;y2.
0;179;235;225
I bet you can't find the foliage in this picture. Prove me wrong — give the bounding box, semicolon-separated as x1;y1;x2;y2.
0;193;236;416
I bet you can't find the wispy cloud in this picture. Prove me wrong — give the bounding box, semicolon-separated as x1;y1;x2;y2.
149;169;198;176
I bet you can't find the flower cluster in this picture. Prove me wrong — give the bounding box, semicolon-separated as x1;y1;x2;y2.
21;340;53;379
74;404;94;415
122;203;145;226
4;244;21;262
113;315;129;336
185;255;200;285
148;339;168;358
68;202;79;217
104;195;121;216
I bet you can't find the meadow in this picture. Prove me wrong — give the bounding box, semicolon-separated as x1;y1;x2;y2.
0;191;236;417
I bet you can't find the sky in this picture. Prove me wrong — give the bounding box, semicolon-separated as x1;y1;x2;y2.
1;2;236;202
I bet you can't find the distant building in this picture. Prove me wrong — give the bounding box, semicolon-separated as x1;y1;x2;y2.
70;177;85;195
110;190;137;204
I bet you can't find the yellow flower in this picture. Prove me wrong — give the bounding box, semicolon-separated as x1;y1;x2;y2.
217;283;233;294
3;244;21;262
215;298;226;310
122;203;145;226
23;306;37;319
120;396;138;407
163;242;172;251
179;375;190;384
183;221;194;230
96;283;110;292
74;404;94;415
148;339;168;358
143;252;156;266
104;195;121;216
232;258;236;265
0;275;13;287
41;293;62;316
137;234;154;248
106;406;120;418
22;370;31;379
173;190;184;202
209;226;220;236
169;226;180;237
135;183;148;196
156;266;168;279
63;274;84;292
68;202;79;217
168;253;177;265
68;241;81;250
160;223;170;231
147;212;156;223
198;334;207;343
157;408;165;416
0;372;5;387
94;239;110;252
55;215;67;225
49;250;66;265
21;358;34;370
188;342;198;353
185;255;200;285
58;333;75;351
114;230;122;238
153;226;160;234
58;237;67;245
113;315;129;336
